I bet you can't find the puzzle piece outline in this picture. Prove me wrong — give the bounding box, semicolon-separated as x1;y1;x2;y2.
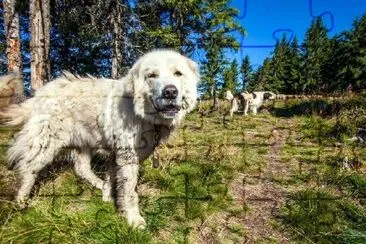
236;0;335;61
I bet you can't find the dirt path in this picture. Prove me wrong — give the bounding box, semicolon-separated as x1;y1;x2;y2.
238;121;294;243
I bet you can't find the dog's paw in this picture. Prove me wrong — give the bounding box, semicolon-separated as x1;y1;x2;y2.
102;194;113;202
126;214;146;229
15;196;30;209
102;183;113;202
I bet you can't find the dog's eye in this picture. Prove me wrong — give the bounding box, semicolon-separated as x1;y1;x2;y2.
147;73;158;78
174;71;183;77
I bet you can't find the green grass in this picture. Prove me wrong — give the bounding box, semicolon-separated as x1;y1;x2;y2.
0;96;365;243
0;197;152;243
280;189;366;243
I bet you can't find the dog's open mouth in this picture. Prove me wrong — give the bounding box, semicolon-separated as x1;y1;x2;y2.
150;96;182;118
160;104;181;117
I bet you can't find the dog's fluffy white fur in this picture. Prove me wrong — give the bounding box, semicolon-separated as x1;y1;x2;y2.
225;90;276;116
1;50;199;228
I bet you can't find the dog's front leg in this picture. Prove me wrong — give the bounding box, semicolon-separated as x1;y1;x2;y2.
115;149;146;229
251;105;258;115
244;100;249;115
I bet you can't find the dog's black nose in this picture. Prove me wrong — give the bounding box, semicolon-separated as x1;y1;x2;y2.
162;85;178;99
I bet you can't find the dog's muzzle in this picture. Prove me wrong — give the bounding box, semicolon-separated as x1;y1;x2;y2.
161;85;181;117
152;85;182;119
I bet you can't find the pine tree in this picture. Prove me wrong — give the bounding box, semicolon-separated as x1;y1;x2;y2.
273;35;302;94
0;0;7;74
301;17;330;94
135;0;180;52
348;14;366;90
246;67;259;92
134;0;204;55
200;42;224;107
250;58;273;91
3;0;22;72
165;0;205;55
222;59;239;94
199;0;244;107
270;34;290;93
30;0;50;90
111;0;124;79
321;14;366;93
50;0;120;77
251;34;300;94
287;36;302;93
323;35;350;92
1;0;248;94
240;55;252;91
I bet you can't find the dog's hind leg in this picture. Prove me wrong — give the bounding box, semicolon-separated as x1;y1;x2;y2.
9;115;75;207
73;149;112;202
16;166;38;208
15;141;62;207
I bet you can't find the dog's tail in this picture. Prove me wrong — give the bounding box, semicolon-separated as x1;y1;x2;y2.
0;73;31;126
0;72;26;105
0;72;24;94
0;101;32;126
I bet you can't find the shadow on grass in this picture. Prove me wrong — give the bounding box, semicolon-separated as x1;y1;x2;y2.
272;96;366;118
272;99;341;118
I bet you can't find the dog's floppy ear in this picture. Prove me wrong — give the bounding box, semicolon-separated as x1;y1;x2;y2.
252;92;257;99
263;92;272;100
186;58;199;78
123;58;143;96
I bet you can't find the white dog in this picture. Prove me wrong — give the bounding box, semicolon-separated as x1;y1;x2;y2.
225;90;241;117
1;50;199;228
225;90;276;116
245;91;276;115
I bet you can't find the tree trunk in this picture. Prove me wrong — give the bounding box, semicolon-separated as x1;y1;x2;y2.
30;0;50;91
111;1;123;79
210;82;219;110
3;0;22;72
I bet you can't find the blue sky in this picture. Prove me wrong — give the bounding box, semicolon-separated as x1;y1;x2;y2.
229;0;366;69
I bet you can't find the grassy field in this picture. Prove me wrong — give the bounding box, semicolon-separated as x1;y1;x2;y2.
0;97;365;243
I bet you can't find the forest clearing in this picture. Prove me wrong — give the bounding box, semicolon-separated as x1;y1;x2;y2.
1;0;366;243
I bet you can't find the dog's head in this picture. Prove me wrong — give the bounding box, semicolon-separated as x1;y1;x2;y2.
225;90;234;101
126;50;199;126
263;91;276;100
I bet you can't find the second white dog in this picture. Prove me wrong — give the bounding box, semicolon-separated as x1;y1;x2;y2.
225;90;276;116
